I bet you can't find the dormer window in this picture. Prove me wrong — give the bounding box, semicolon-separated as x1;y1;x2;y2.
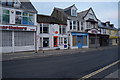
71;9;77;16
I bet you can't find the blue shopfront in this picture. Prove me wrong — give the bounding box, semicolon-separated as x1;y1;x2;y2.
71;32;89;48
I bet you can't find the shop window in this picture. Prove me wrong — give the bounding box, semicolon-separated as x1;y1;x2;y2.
43;38;49;47
2;31;12;47
90;38;95;44
43;24;49;33
59;37;63;45
72;36;77;46
54;36;58;47
15;11;22;24
2;9;10;24
83;36;87;45
64;38;67;44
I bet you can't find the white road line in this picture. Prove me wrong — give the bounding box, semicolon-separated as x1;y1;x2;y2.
79;60;120;80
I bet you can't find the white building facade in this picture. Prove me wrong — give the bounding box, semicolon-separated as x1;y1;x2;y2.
0;0;37;53
36;15;68;51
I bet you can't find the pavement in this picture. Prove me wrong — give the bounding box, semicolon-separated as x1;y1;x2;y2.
2;45;117;61
2;45;119;79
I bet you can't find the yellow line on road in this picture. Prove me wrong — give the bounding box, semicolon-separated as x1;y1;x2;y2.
79;60;120;80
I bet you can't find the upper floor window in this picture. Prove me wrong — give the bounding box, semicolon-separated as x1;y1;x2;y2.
70;20;72;30
59;25;66;34
40;23;49;33
71;9;77;16
22;12;34;25
73;21;76;30
2;0;14;7
81;22;84;30
2;9;10;24
43;24;49;33
77;21;79;31
15;11;22;24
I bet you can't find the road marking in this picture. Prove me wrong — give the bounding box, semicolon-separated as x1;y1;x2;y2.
79;60;120;80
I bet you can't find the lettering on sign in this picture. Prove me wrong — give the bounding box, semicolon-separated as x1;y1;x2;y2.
0;26;27;30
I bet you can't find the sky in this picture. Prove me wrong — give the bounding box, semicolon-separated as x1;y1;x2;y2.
30;1;118;28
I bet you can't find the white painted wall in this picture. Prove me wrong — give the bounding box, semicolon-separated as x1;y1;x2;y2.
1;7;37;53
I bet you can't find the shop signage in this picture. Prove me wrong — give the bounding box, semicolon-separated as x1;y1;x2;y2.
88;29;100;34
0;26;27;30
0;25;36;31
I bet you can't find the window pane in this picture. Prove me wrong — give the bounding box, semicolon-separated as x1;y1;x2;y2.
62;26;66;34
3;9;9;14
64;38;67;44
2;14;9;24
2;0;7;6
29;14;34;25
16;11;21;15
22;17;28;24
15;11;22;24
23;12;28;16
43;27;49;33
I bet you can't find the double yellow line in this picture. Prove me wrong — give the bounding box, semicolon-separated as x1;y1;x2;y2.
79;60;120;80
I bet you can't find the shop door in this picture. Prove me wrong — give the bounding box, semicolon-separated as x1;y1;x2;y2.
77;36;83;48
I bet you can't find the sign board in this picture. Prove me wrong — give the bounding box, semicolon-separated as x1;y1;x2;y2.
88;29;100;34
0;25;36;31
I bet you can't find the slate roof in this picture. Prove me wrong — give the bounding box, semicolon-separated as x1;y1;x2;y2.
98;21;118;30
77;8;98;22
20;0;37;13
37;14;67;25
54;7;78;20
2;0;37;13
64;4;77;11
77;9;89;20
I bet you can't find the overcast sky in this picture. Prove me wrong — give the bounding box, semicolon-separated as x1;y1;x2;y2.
30;1;118;28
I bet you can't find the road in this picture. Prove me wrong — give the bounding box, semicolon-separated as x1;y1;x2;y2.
2;46;119;79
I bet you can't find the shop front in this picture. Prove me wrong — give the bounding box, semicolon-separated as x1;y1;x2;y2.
87;28;100;48
0;25;36;53
109;36;118;45
100;34;109;46
70;32;89;49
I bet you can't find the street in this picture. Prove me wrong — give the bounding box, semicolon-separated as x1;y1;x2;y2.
2;46;119;79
